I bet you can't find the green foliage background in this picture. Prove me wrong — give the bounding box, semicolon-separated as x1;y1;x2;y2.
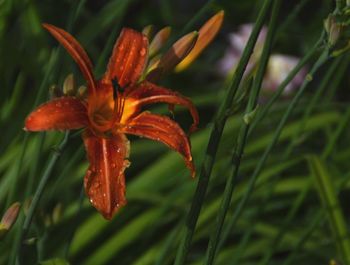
1;0;350;264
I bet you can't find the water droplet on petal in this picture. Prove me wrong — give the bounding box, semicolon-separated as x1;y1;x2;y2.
139;48;146;56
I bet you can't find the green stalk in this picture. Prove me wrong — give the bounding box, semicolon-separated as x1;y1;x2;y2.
218;45;330;251
17;132;70;265
173;0;273;264
25;133;46;198
322;107;350;159
204;0;282;264
249;35;322;134
64;185;85;258
283;56;342;157
324;54;350;103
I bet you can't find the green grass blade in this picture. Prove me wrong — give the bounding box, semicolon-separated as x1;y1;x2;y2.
308;155;350;265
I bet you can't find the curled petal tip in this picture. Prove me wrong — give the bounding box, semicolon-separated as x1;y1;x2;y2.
189;124;198;134
187;160;196;178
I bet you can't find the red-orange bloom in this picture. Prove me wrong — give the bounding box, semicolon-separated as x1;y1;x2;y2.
25;24;199;219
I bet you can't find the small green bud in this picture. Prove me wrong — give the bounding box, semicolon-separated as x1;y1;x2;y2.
76;85;87;99
243;106;259;125
324;14;343;46
63;74;76;96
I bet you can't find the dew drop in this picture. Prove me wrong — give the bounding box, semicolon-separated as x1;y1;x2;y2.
139;48;146;56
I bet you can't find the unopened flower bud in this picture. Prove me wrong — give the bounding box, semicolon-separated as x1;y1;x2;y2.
176;10;224;72
76;85;87;99
0;202;21;239
63;74;76;96
142;25;154;40
149;26;172;57
324;14;343;46
146;31;198;81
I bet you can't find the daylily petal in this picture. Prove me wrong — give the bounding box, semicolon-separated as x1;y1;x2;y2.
24;97;88;131
127;81;199;132
175;10;224;72
103;28;148;87
83;130;130;220
42;24;96;94
122;112;195;177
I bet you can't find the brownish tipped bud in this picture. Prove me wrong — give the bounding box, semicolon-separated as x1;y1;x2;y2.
142;25;154;40
147;31;198;81
0;202;21;239
176;10;224;72
149;26;172;57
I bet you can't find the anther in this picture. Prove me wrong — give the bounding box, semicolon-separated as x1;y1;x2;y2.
112;77;120;99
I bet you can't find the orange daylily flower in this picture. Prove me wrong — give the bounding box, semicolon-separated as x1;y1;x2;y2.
25;24;199;219
24;11;223;220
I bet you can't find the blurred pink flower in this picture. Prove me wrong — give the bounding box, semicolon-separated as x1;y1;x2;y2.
218;24;307;95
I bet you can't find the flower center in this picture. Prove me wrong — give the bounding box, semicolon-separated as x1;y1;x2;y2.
88;79;136;135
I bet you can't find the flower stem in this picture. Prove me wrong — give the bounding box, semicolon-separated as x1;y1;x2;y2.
217;46;330;251
249;34;323;134
203;0;282;264
63;185;85;258
283;55;343;158
173;0;273;264
16;131;70;265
